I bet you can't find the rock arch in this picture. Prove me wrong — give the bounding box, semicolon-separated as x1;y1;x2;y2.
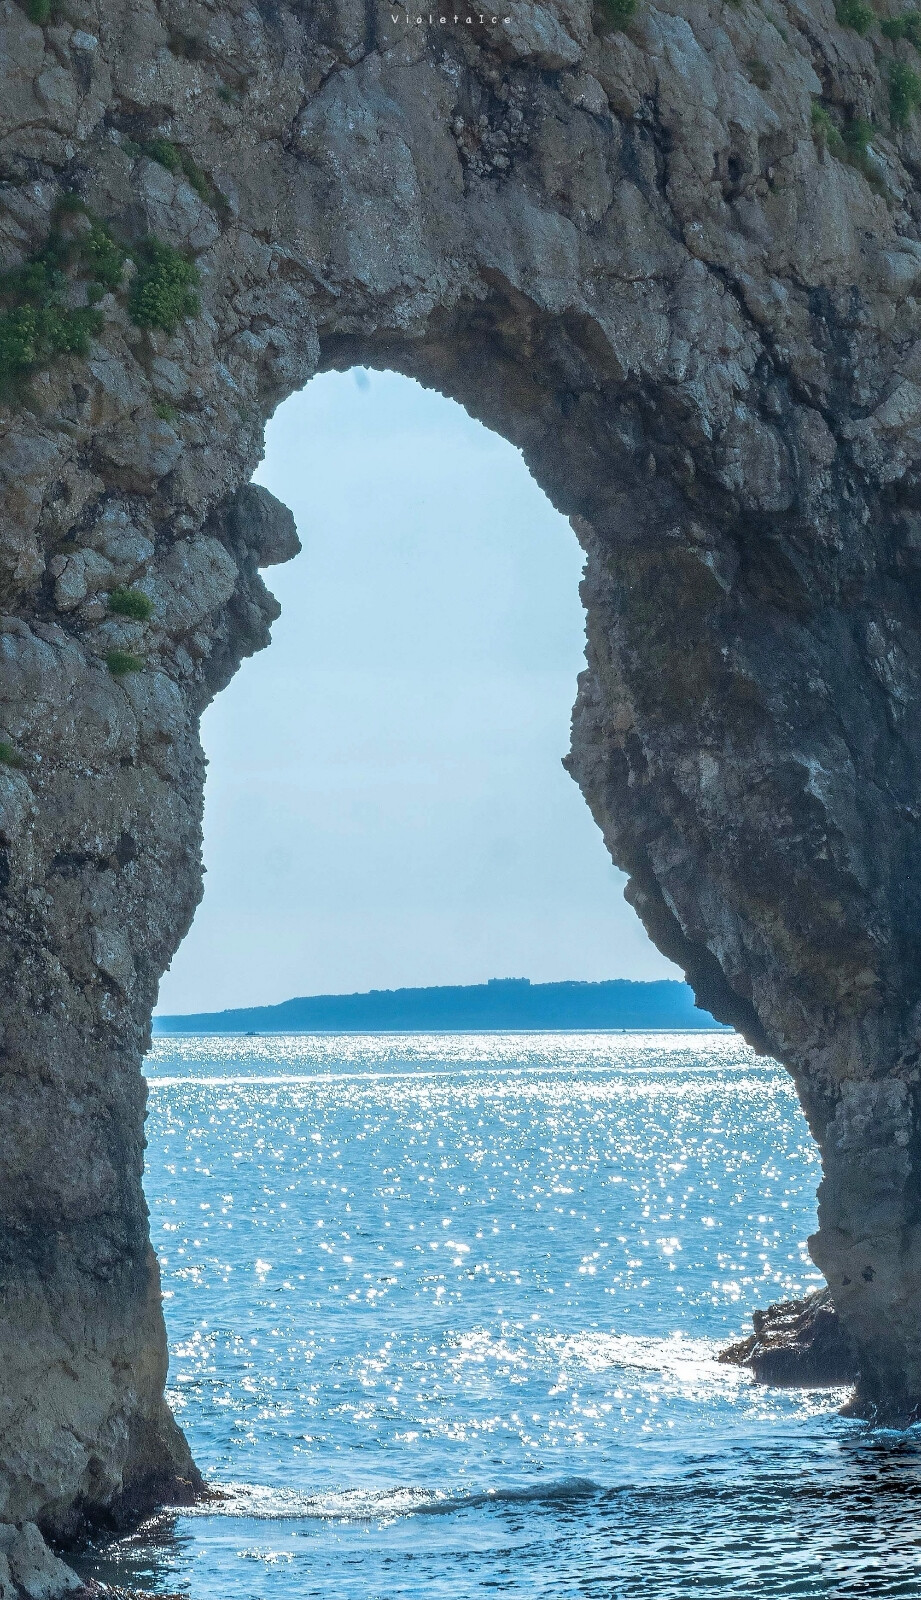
3;0;921;1541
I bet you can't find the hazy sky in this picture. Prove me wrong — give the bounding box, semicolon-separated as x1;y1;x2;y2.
156;370;676;1013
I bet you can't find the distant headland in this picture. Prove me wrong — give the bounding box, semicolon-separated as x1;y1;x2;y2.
154;978;728;1035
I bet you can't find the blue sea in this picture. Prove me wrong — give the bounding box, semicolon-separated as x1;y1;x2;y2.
78;1033;921;1597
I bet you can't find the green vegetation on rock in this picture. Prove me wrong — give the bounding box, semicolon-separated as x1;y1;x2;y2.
0;742;24;769
0;195;202;402
143;138;182;174
842;115;875;156
83;222;126;293
841;116;888;189
140;140;213;203
108;589;154;621
24;0;52;21
882;9;921;43
128;239;199;333
835;0;876;32
105;650;144;677
811;105;886;190
811;101;846;157
889;57;921;122
598;0;637;27
0;209;127;399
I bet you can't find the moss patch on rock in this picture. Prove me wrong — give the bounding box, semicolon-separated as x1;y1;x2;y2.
105;649;144;676
108;589;154;621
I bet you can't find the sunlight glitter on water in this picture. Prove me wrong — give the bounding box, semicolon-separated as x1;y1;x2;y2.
74;1033;921;1598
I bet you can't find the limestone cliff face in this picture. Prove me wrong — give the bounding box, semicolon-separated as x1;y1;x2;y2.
2;0;921;1551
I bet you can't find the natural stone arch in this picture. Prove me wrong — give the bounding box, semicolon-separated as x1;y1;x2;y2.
3;0;921;1545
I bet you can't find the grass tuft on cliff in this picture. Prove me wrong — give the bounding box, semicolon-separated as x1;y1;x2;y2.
811;102;846;157
0;742;24;769
105;650;145;677
0;213;126;399
811;104;886;190
143;138;183;174
890;58;921;123
128;239;200;333
0;204;202;399
108;588;154;621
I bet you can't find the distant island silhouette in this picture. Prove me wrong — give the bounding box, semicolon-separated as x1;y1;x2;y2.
154;978;728;1034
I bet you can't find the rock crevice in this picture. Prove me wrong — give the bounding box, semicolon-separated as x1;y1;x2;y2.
3;0;921;1556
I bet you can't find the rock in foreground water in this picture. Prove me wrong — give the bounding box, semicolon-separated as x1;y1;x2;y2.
719;1290;858;1388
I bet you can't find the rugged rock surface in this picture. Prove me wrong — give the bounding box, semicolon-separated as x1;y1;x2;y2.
5;0;921;1562
719;1288;858;1386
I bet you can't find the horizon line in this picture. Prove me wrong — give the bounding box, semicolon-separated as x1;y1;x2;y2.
155;973;692;1018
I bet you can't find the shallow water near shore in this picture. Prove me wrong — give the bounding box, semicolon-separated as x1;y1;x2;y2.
78;1033;921;1597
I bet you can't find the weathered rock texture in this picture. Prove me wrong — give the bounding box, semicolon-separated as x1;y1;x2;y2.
4;0;921;1559
719;1288;858;1386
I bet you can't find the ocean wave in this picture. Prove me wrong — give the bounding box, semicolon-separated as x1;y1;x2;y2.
198;1475;603;1524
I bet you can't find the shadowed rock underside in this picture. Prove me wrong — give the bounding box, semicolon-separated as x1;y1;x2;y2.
4;0;921;1565
719;1288;858;1387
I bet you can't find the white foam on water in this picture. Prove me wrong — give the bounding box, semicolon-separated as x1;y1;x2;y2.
198;1476;604;1525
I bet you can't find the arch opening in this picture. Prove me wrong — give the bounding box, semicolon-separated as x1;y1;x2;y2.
0;278;913;1569
159;367;675;1014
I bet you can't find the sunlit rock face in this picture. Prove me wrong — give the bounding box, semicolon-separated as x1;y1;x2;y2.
3;0;921;1549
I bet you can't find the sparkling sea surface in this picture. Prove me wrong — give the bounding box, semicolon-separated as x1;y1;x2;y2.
78;1033;921;1598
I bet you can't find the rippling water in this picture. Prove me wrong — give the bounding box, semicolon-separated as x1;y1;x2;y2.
79;1033;921;1597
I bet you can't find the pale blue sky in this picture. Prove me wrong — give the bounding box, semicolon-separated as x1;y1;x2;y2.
156;370;676;1013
